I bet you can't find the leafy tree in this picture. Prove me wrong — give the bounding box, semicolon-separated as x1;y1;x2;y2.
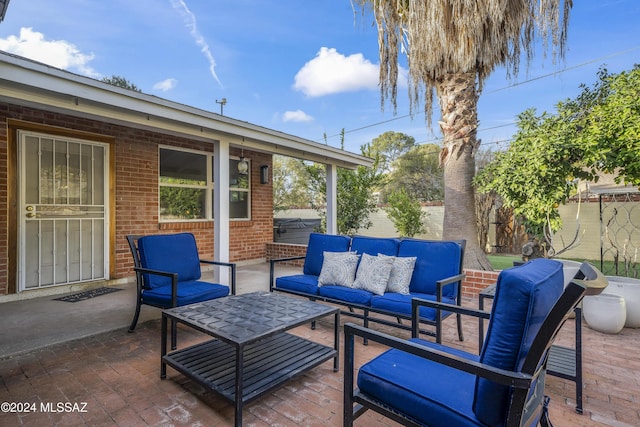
370;131;416;173
578;66;640;184
272;155;319;212
384;188;427;237
356;0;572;270
381;143;443;202
474;148;497;252
306;133;384;235
475;65;640;240
159;187;204;219
101;75;141;92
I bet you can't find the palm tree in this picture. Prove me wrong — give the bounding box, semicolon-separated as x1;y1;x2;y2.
356;0;571;270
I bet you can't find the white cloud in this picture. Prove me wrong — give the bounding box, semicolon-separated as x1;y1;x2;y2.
170;0;223;88
293;47;379;97
0;27;99;78
282;110;314;123
153;78;178;91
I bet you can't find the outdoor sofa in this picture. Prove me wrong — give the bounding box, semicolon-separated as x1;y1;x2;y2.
270;233;466;343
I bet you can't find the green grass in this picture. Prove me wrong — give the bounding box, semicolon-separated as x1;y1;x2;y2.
488;254;637;278
487;254;522;270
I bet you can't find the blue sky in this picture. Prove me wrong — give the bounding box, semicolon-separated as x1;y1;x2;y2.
1;0;639;154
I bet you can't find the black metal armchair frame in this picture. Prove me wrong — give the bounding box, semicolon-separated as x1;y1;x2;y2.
344;279;594;427
126;235;237;348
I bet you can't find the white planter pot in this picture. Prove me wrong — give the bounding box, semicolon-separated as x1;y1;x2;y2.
583;293;627;334
605;276;640;328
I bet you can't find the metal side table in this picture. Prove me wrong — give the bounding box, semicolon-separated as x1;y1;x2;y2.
479;283;583;414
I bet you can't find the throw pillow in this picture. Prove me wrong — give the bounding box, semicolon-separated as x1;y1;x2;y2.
381;254;417;294
317;251;359;288
353;253;395;296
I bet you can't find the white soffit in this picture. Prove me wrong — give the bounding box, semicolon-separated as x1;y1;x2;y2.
0;51;372;169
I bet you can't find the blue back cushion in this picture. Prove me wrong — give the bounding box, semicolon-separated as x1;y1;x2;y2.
397;239;463;297
137;233;202;288
473;258;563;426
350;236;399;257
303;233;351;276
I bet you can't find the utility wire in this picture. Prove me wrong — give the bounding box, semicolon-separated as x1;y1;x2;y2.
318;45;640;145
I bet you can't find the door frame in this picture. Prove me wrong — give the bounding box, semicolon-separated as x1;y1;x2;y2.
7;119;116;294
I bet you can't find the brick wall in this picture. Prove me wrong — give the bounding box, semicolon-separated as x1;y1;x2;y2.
462;269;500;298
0;103;273;293
265;242;307;267
0;105;7;294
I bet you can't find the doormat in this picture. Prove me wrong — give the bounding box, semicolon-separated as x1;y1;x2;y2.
54;287;122;303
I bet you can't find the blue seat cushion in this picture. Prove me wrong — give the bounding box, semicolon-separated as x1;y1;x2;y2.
275;274;320;295
318;285;373;306
303;233;351;276
350;236;399;257
370;292;455;321
138;233;202;288
473;258;563;426
398;239;462;297
358;338;484;427
141;280;229;307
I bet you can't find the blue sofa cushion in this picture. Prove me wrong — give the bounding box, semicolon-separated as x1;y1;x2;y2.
318;285;373;306
358;338;484;427
350;235;399;257
138;233;202;289
370;292;456;320
303;233;351;276
275;274;320;295
141;280;229;307
398;239;462;297
473;258;563;426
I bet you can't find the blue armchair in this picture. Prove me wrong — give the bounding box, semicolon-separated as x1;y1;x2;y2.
126;233;236;347
344;258;607;427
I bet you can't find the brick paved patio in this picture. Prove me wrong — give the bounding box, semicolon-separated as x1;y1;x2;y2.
1;298;639;426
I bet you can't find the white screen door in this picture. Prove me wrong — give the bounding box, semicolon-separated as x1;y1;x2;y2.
18;131;109;291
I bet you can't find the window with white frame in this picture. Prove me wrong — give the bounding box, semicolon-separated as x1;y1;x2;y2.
159;147;250;221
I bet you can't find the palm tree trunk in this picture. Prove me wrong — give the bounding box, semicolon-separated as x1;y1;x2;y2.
437;72;493;271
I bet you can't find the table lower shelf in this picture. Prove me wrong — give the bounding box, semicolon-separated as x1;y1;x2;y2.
162;332;336;404
547;345;576;378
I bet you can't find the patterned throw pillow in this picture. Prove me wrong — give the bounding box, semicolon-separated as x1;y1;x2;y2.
317;251;359;288
381;254;417;294
353;253;395;295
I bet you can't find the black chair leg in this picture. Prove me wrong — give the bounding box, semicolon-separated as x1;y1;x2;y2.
457;313;464;341
128;302;142;333
540;396;555;427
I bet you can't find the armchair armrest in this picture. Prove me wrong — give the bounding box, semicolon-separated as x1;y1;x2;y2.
344;322;533;390
269;256;306;291
133;266;179;306
410;297;490;343
435;272;466;300
200;259;237;295
271;255;307;263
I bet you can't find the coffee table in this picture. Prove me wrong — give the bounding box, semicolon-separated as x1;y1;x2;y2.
160;291;340;426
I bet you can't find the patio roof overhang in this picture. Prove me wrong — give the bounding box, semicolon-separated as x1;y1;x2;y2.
0;50;372;170
0;0;10;22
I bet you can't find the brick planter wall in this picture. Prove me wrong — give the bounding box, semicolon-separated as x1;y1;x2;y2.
462;269;500;298
266;242;307;267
